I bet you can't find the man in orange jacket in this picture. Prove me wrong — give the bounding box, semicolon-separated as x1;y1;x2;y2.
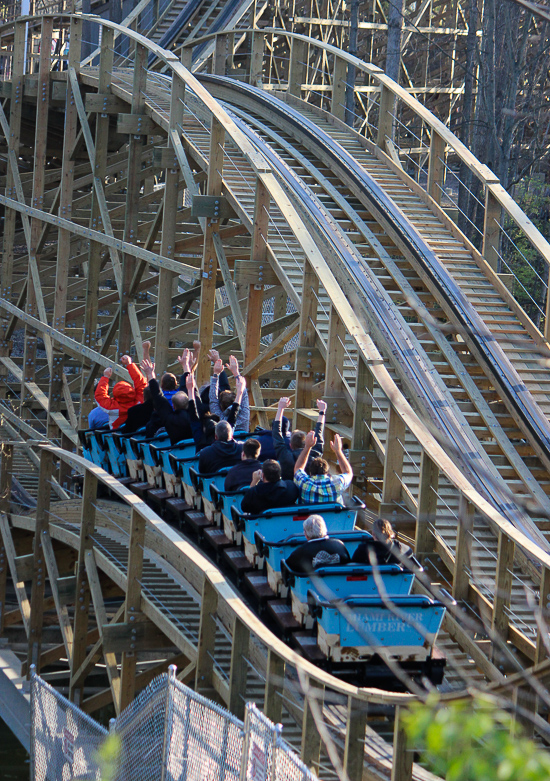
94;354;147;429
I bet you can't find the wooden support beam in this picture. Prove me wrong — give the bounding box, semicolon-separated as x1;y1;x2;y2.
49;17;82;438
482;188;501;272
195;576;218;697
352;357;373;451
300;677;324;774
288;38;307;97
228;616;249;719
0;444;13;633
391;706;412;781
453;495;474;601
536;565;550;664
41;532;74;666
155;74;184;373
343;696;368;781
26;448;53;673
331;55;347;121
70;469;97;704
295;260;319;409
427;131;445;204
85;549;121;713
491;530;515;660
119;507;146;711
0;514;30;635
380;406;406;512
1;21;26;305
264;650;285;725
70;604;125;691
118;43;148;358
249;31;264;87
414;451;439;559
197;117;225;385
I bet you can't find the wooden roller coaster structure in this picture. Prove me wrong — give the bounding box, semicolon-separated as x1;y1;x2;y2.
2;13;550;780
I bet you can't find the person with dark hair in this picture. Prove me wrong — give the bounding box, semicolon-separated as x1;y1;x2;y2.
294;432;353;505
224;438;262;491
240;458;299;515
141;358;192;445
118;385;154;434
351;519;412;565
272;397;326;479
198;420;244;474
284;515;350;573
186;368;244;453
209;355;250;432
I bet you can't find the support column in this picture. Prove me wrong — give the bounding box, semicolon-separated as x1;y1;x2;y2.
119;508;146;710
295;260;319;410
427;132;445;204
49;17;82;438
0;444;13;634
491;530;514;661
482;187;501;272
453;495;474;601
26;449;53;674
324;305;345;424
21;17;53;416
380;406;405;516
300;677;324;774
80;27;114;425
1;21;26;305
119;43;148;357
414;451;439;560
197;118;225;385
154;75;185;373
70;470;97;703
245;180;270;425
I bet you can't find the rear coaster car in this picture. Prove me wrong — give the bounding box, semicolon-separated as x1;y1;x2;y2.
281;561;416;626
307;592;446;663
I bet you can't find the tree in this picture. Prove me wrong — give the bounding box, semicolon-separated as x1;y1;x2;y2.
403;693;550;781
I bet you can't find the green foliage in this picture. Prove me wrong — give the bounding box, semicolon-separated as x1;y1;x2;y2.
402;693;550;781
96;733;121;781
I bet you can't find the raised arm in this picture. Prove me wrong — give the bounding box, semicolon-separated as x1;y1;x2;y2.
329;434;353;478
191;340;201;372
294;430;317;474
94;368;117;410
312;398;326;455
209;359;223;417
226;374;245;428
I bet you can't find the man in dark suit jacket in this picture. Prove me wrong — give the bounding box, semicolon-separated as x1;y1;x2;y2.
198;420;243;474
141;358;192;445
224;438;262;491
240;459;299;516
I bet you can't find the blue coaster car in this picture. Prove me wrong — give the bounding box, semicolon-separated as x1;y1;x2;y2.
136;434;171;485
78;429;95;464
168;452;201;504
151;438;195;495
281;561;415;625
84;429;110;470
255;529;375;594
98;431;129;478
189;467;232;521
232;497;365;566
307;592;446;663
210;485;248;541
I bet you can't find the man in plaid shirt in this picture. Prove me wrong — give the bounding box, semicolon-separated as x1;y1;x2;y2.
294;430;353;505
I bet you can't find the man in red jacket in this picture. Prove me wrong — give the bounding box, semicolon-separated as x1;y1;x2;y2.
94;354;147;429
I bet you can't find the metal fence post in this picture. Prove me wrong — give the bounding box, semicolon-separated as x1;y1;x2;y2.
160;665;177;781
239;702;252;781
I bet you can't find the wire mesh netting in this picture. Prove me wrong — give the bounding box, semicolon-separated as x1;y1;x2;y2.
31;672;108;781
30;667;319;781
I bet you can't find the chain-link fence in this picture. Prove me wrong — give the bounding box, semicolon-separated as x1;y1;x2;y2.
30;666;319;781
